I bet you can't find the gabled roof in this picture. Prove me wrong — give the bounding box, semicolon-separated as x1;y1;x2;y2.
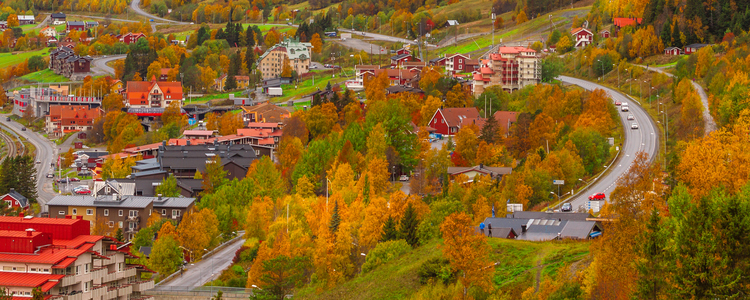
613;18;642;28
51;12;66;18
498;46;536;54
447;165;512;176
0;273;65;290
664;46;680;51
570;27;593;35
67;21;85;26
3;190;28;208
685;43;709;49
391;53;411;61
241;102;291;123
437;107;481;127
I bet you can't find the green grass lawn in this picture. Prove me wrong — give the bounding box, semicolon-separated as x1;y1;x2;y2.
21;69;69;83
296;238;591;300
277;72;348;101
186;91;244;104
0;48;51;69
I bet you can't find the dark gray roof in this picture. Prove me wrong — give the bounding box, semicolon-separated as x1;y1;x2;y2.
152;196;195;209
67;21;85;26
48;194;194;209
481;217;600;241
391;53;411;61
93;180;136;196
139;246;151;257
4;190;28;208
156;143;258;172
686;43;709;48
51;13;66;18
176;179;204;192
132;170;167;178
491;227;516;239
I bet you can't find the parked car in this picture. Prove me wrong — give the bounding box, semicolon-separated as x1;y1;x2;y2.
70;177;81;182
631;122;639;129
399;175;409;181
561;203;573;212
46;173;53;178
589;193;606;200
78;171;91;177
57;178;68;184
35;160;40;164
75;189;91;195
627;114;635;120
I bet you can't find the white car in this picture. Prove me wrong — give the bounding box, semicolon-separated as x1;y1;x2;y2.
627;114;635;120
621;106;629;112
631;122;639;129
399;175;409;181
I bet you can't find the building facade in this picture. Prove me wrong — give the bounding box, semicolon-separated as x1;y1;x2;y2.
0;215;154;299
125;79;184;108
258;37;312;80
571;27;593;48
46;105;103;137
472;46;540;96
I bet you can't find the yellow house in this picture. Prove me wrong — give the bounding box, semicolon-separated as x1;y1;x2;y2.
214;75;251;91
110;79;124;94
68;205;97;224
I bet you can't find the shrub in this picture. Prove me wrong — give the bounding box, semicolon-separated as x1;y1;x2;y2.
361;240;412;273
417;258;456;284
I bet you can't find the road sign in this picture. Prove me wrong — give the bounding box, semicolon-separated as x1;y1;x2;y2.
553;180;564;185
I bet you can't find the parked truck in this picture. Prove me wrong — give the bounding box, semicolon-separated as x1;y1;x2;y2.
268;87;283;96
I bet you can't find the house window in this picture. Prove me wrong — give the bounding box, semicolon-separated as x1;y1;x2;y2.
58;211;65;215
104;209;109;216
162;209;166;215
72;208;77;215
118;210;123;216
5;201;10;207
172;210;180;218
118;221;123;228
86;209;93;215
75;265;80;275
83;281;90;292
129;210;138;217
85;264;89;273
108;221;114;228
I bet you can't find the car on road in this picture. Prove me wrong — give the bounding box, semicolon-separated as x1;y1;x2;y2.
324;64;331;68
287;22;293;25
5;117;9;121
21;127;26;131
560;203;572;212
627;114;635;120
621;105;629;112
399;175;409;181
36;160;40;164
631;122;639;129
614;100;621;106
589;193;606;200
57;178;68;184
149;19;154;22
70;177;81;182
46;173;54;178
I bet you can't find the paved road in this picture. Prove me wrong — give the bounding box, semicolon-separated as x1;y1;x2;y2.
91;55;127;75
557;76;659;211
0;116;57;213
155;234;246;289
635;64;717;134
334;38;390;55
130;0;188;24
338;28;421;46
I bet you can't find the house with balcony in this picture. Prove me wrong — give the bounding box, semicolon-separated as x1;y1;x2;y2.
571;27;593;48
0;215;154;299
126;78;184;109
45;105;102;137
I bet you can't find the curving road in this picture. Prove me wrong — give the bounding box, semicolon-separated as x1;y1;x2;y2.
130;0;188;24
635;64;717;134
0;116;57;213
557;76;659;211
91;54;127;75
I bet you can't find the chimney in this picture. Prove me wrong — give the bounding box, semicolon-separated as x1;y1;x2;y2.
158;194;162;200
521;225;527;233
186;140;191;146
479;163;484;170
26;228;34;236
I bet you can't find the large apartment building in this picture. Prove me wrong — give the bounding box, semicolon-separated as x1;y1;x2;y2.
258;37;312;80
472;47;540;96
0;215;154;299
125;79;184;109
47;190;195;241
46;105;102;137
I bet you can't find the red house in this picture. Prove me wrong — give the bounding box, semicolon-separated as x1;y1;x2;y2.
428;107;482;135
390;47;421;68
600;30;610;38
571;27;594;48
664;47;681;55
121;32;146;45
1;189;29;210
684;44;709;55
443;53;472;75
66;21;85;32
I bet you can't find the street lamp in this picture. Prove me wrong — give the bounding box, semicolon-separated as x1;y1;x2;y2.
203;248;213;282
614;64;618;87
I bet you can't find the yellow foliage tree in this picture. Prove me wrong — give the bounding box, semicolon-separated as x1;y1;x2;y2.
177;208;220;259
440;212;493;296
516;10;528;25
310;33;323;54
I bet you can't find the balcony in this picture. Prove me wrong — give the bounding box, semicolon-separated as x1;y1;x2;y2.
122;267;137;279
91;286;107;300
117;285;133;297
92;268;107;285
61;275;77;287
103;270;118;283
59;292;83;300
127;215;140;222
106;287;117;300
131;280;155;292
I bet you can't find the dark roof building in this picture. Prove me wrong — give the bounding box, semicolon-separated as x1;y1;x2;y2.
480;216;602;241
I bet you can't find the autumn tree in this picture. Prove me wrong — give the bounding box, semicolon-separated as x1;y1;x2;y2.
445;84;471;108
218;112;243;135
252;255;310;300
155;175;180;197
364;71;389;105
310;33;323;54
280;56;292;78
516;10;528;25
102;93;125;112
201;156;228;195
177;208;220;259
150;235;183;276
440;212;492;296
556;35;573;53
161;101;185;128
7;15;18;27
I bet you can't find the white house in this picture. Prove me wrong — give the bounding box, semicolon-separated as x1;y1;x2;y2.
41;26;57;37
571;27;594;48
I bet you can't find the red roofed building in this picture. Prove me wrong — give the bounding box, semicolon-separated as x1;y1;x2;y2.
427;107;482;135
613;18;642;28
0;215;154;299
571;27;593;48
120;32;146;45
1;189;29;210
45;105;103;137
126;77;184;109
472;47;540;96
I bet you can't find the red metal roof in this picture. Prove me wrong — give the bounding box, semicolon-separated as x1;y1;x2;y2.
0;216;90;240
0;272;64;288
0;243;93;265
51;257;77;269
498;46;536;54
613;18;642;27
52;235;106;249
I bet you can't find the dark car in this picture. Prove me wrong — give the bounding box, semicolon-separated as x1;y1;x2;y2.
57;178;68;184
588;193;606;200
5;117;9;121
21;127;26;131
561;203;573;212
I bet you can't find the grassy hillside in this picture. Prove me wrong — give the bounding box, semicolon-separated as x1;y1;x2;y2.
296;238;590;300
20;69;69;83
0;48;50;69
